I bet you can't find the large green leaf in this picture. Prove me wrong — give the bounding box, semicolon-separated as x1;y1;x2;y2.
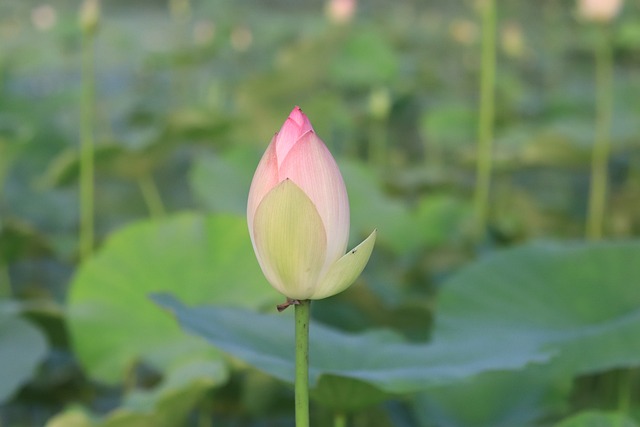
0;308;48;403
152;293;549;396
68;213;279;385
554;411;640;427
45;373;217;427
310;375;391;412
413;366;571;427
434;240;640;375
153;240;640;400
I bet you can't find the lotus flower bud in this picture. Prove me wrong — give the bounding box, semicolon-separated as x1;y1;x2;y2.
578;0;623;22
247;107;376;301
79;0;100;36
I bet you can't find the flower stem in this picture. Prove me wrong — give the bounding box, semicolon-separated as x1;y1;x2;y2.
473;0;497;241
295;299;311;427
169;0;191;106
586;24;614;241
79;25;96;260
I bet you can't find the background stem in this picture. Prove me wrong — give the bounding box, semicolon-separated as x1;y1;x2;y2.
79;27;96;260
295;300;311;427
137;173;166;218
586;24;614;241
0;264;10;298
334;412;347;427
473;0;497;241
169;0;191;106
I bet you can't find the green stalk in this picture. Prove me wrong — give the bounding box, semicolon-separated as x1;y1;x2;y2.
0;265;10;298
472;0;497;241
295;300;311;427
368;88;391;170
334;412;347;427
79;27;96;260
369;119;388;170
617;369;631;416
586;25;614;241
169;0;191;105
137;173;166;218
598;19;629;415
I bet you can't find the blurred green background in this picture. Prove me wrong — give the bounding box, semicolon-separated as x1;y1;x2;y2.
1;0;640;426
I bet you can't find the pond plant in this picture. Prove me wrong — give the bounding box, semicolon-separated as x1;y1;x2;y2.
246;106;376;425
1;1;640;426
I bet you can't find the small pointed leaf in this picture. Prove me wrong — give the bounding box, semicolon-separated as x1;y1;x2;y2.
312;229;377;299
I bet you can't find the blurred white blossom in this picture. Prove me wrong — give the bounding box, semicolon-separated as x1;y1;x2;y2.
325;0;357;24
578;0;623;22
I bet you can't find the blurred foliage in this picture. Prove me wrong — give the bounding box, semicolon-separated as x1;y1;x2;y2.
1;0;640;426
154;240;640;421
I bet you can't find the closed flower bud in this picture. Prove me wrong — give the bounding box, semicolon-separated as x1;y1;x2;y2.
247;107;376;301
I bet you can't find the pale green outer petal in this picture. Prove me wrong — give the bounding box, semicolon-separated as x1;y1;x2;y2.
252;179;328;300
310;229;377;300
